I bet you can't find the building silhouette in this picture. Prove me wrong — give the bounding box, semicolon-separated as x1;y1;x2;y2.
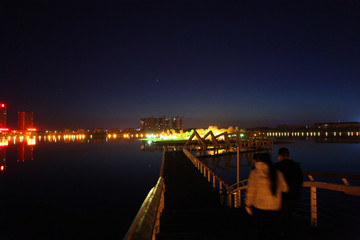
171;116;184;130
0;103;7;129
140;116;183;131
314;122;360;130
18;112;33;131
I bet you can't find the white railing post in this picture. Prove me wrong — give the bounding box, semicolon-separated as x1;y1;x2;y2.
234;192;239;208
310;186;318;227
228;193;232;207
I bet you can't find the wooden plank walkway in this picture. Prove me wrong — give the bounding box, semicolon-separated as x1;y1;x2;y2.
157;151;255;240
156;151;351;240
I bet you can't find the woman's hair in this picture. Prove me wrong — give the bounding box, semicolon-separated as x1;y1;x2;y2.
254;153;278;196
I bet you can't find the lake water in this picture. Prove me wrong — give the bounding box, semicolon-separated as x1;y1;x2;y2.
203;139;360;185
0;139;162;239
0;138;359;238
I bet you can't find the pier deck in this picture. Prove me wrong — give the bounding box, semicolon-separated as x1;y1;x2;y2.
157;151;348;240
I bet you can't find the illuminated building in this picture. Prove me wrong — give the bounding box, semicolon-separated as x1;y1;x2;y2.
156;116;171;131
140;118;147;130
0;103;7;128
172;116;184;130
147;117;155;130
140;117;157;131
18;112;33;131
140;116;174;131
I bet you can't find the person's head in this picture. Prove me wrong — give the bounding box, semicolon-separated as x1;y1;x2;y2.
278;147;290;161
254;153;272;165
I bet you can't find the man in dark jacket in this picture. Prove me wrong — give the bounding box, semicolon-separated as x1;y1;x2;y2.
275;147;303;238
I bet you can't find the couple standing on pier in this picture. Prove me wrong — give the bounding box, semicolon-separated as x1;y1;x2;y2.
245;148;303;240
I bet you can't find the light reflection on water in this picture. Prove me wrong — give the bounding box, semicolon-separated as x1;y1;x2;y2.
0;139;162;238
0;138;359;238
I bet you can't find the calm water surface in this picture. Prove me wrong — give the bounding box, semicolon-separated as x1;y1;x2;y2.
206;140;360;185
0;140;162;239
0;139;359;238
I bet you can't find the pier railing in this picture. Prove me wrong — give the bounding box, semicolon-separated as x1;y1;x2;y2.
123;149;166;240
302;171;360;227
184;130;273;154
182;148;360;230
226;179;248;208
226;171;360;229
183;148;229;190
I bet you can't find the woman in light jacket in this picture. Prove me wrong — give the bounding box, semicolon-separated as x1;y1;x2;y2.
245;153;288;239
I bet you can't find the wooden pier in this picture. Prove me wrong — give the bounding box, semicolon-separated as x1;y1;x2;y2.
124;132;360;240
156;151;358;240
156;151;255;240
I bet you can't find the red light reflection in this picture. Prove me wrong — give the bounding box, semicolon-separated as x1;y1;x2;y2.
0;140;9;147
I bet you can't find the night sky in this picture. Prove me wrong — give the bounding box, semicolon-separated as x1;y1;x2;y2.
1;0;360;130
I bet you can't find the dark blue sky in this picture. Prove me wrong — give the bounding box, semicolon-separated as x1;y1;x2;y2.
1;0;359;130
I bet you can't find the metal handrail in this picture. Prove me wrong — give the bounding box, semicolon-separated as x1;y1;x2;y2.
183;148;229;189
123;177;165;240
227;179;248;194
123;150;167;240
304;171;360;180
227;172;360;228
303;181;360;196
182;146;360;232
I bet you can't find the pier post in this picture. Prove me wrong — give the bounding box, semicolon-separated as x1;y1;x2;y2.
234;192;241;208
237;147;240;183
228;193;232;207
310;187;318;227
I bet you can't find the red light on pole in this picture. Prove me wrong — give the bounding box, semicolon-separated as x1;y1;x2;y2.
1;104;4;108
0;165;4;171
